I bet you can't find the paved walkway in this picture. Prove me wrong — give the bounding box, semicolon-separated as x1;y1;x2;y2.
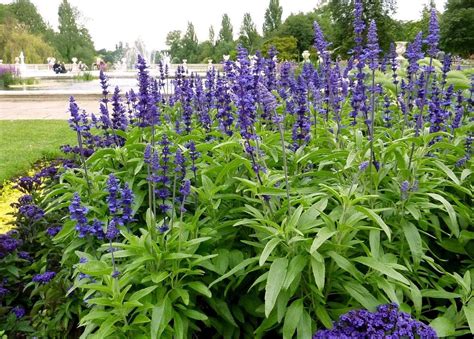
0;97;99;120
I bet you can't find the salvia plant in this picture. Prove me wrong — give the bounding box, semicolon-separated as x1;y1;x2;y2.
1;3;473;338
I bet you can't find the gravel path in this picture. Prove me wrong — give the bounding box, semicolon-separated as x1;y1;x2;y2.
0;96;100;120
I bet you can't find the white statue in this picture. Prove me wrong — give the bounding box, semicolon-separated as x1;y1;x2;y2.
71;57;79;73
395;41;407;62
182;59;188;73
208;59;213;70
302;50;311;63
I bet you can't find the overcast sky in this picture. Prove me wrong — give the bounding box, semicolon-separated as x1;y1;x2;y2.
1;0;447;51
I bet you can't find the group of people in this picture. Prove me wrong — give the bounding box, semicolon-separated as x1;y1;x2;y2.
49;59;89;74
52;62;67;74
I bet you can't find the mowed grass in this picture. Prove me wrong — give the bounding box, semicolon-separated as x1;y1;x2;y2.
0;120;75;183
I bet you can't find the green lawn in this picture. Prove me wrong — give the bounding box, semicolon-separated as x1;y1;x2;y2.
0;120;75;183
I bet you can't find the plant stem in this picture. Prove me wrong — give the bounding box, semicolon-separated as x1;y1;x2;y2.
77;131;92;197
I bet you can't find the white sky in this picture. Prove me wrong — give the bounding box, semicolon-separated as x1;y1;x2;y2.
1;0;446;50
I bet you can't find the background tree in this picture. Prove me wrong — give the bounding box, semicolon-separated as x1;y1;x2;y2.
218;14;234;44
9;0;46;35
263;0;283;37
181;22;199;63
215;14;235;60
55;0;95;64
0;19;56;63
262;36;298;60
239;13;261;53
440;0;474;57
208;25;215;46
0;3;56;63
329;0;398;55
165;30;182;63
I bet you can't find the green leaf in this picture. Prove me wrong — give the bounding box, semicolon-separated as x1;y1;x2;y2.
151;296;171;339
464;302;474;335
354;206;391;241
287;205;304;230
297;310;313;339
433;160;460;185
354;257;410;285
315;304;333;329
182;309;208;321
344;282;380;311
405;204;421;220
173;312;185;339
283;255;307;289
401;220;423;266
283;299;303;339
94;316;118;338
146;208;156;229
132;314;151;325
265;258;288;317
129;286;158;302
427;193;459;236
430;316;455;337
209;257;257;288
260;238;281;266
186;281;212;298
421;289;462;299
327;251;363;281
79;261;112;276
311;253;325;291
310;227;336;254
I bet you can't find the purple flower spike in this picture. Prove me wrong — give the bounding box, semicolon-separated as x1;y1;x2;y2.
353;0;365;58
12;306;26;319
107;174;120;214
426;9;440;58
365;20;380;71
32;271;56;284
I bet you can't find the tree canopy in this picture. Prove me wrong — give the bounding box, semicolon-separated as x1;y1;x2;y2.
55;0;95;64
263;0;283;37
239;13;261;54
440;0;474;57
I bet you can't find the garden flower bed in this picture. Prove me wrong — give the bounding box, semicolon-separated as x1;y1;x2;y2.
0;3;472;338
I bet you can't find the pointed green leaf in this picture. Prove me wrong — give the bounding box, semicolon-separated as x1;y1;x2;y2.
186;281;212;298
310;227;336;254
427;193;459;236
260;238;281;266
283;299;304;339
283;255;307;289
265;258;288;317
311;253;325;291
401;220;423;266
354;206;391;241
354;257;410;285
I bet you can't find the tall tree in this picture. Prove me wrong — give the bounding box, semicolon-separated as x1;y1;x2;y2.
440;0;474;57
181;22;199;62
239;13;260;53
263;0;283;36
56;0;95;64
208;25;215;45
165;30;182;62
218;14;234;43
